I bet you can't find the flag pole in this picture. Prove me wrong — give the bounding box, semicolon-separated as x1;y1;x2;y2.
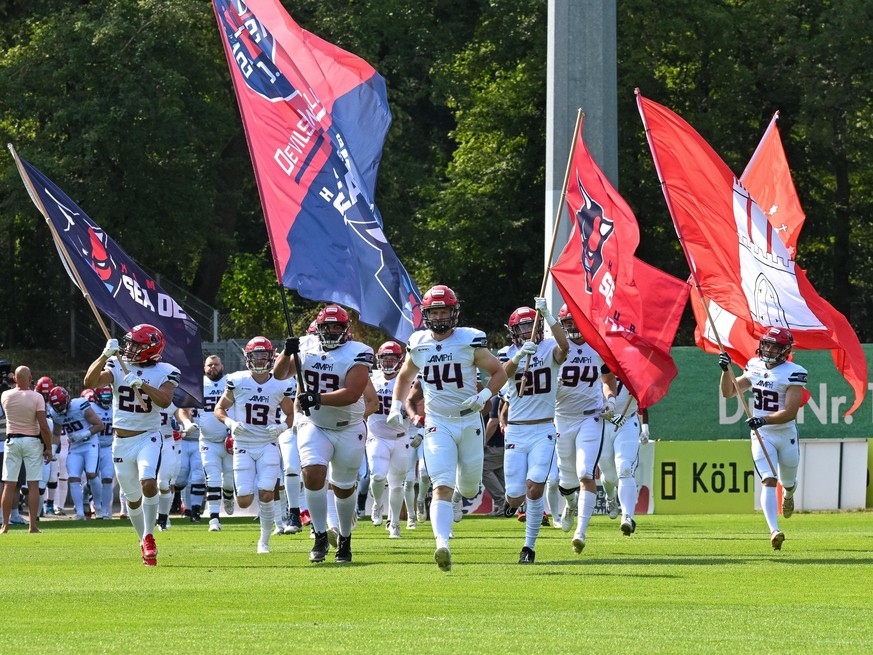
634;92;775;473
277;284;310;415
8;144;146;409
519;108;583;396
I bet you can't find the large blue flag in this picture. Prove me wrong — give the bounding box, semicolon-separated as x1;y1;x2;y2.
212;0;422;342
13;151;203;407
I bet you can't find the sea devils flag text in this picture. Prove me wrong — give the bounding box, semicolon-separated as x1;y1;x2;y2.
212;0;421;342
15;154;203;407
637;92;867;414
550;116;689;409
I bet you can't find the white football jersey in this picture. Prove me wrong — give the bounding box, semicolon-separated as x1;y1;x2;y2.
193;374;229;442
49;398;93;436
613;380;638;419
298;340;373;429
225;372;293;446
93;404;114;447
555;342;607;419
743;357;808;435
158;402;179;439
104;358;181;432
505;338;562;422
368;371;407;439
407;327;488;419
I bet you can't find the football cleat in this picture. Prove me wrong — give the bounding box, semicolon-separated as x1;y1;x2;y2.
452;498;463;523
416;500;427;523
571;535;586;555
288;509;302;533
553;517;563;530
518;546;536;564
282;523;296;535
223;497;235;516
335;535;352;563
71;514;86;521
141;534;158;566
327;526;339;549
272;524;285;536
605;495;620;520
516;503;526;522
300;509;312;526
406;516;417;530
434;546;452;572
208;518;221;532
388;523;401;539
371;503;383;527
782;494;794;519
310;532;330;562
770;530;785;551
157;519;169;532
257;540;270;554
560;494;577;533
620;516;636;536
541;512;550;527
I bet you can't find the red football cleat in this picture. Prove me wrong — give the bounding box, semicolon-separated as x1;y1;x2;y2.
300;509;312;526
142;534;158;566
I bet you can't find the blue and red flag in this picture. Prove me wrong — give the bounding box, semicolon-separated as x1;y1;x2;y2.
212;0;422;342
13;152;204;408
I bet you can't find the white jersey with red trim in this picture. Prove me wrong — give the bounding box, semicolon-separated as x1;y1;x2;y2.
505;338;562;422
225;372;293;446
93;404;114;447
613;380;638;419
194;374;228;442
298;340;373;430
158;402;179;439
555;342;607;419
368;371;407;439
48;398;93;443
407;327;487;419
104;358;181;433
743;357;808;436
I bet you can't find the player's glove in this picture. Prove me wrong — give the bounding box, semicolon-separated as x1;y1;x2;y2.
718;352;732;372
266;424;283;439
410;431;424;448
103;338;119;358
534;297;556;325
283;337;300;356
298;391;321;412
511;341;538;365
182;422;200;438
386;405;405;430
224;419;244;437
747;416;766;430
70;428;92;443
608;413;627;429
224;435;235;454
460;389;492;414
639;423;650;445
600;396;616;421
123;372;143;389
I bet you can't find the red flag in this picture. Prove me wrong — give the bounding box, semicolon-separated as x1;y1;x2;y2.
551;116;689;408
637;91;867;414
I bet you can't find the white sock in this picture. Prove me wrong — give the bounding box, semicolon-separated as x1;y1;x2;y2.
431;499;453;550
278;489;288;518
101;482;113;516
259;499;274;544
70;483;85;515
600;474;616;501
618;477;637;519
388;485;404;527
57;479;68;512
87;478;103;513
418;476;431;503
326;488;339;530
158;491;173;516
403;481;416;519
141;494;159;538
451;489;462;503
128;503;146;540
762;485;779;532
370;478;386;511
285;475;299;508
305;484;328;533
335;491;357;537
546;482;561;519
524;495;545;549
576;489;597;538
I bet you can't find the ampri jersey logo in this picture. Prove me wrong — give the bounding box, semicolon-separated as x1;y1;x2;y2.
216;0;296;101
574;173;615;294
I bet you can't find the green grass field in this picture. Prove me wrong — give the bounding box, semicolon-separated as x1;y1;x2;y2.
2;511;871;654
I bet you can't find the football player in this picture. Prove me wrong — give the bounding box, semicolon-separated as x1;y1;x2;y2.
274;305;374;564
388;285;507;572
35;376;64;516
91;386;116;518
214;337;294;554
47;386;104;520
501;299;568;563
155;402;187;531
554;304;618;555
175;400;206;523
84;324;181;566
719;327;807;550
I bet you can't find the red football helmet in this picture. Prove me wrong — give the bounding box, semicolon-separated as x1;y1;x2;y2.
244;336;275;374
421;285;460;334
377;341;404;374
48;386;71;415
558;304;581;340
80;388;97;403
95;386;113;409
757;326;793;365
35;376;54;399
506;306;543;346
120;324;165;364
315;305;351;349
306;320;318;335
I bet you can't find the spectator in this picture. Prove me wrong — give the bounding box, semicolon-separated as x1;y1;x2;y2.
483;395;507;516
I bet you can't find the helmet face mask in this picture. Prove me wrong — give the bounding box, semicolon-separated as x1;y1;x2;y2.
48;386;71;415
121;324;165;364
377;341;404;374
558;304;581;340
244;337;275;374
316;305;351;349
507;307;543;346
757;327;793;365
421;285;460;334
95;386;113;409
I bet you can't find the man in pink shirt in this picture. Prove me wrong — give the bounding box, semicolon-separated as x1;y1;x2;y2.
1;366;53;533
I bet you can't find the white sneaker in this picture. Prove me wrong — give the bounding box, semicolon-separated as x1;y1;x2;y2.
208;518;221;532
257;540;270;554
388;523;401;539
572;534;586;554
406;516;417;530
224;497;235;515
416;500;427;522
452;497;463;522
371;504;383;526
434;546;452;572
560;494;577;533
605;495;620;520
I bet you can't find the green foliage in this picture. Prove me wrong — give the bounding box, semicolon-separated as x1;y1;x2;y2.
218;252;287;338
